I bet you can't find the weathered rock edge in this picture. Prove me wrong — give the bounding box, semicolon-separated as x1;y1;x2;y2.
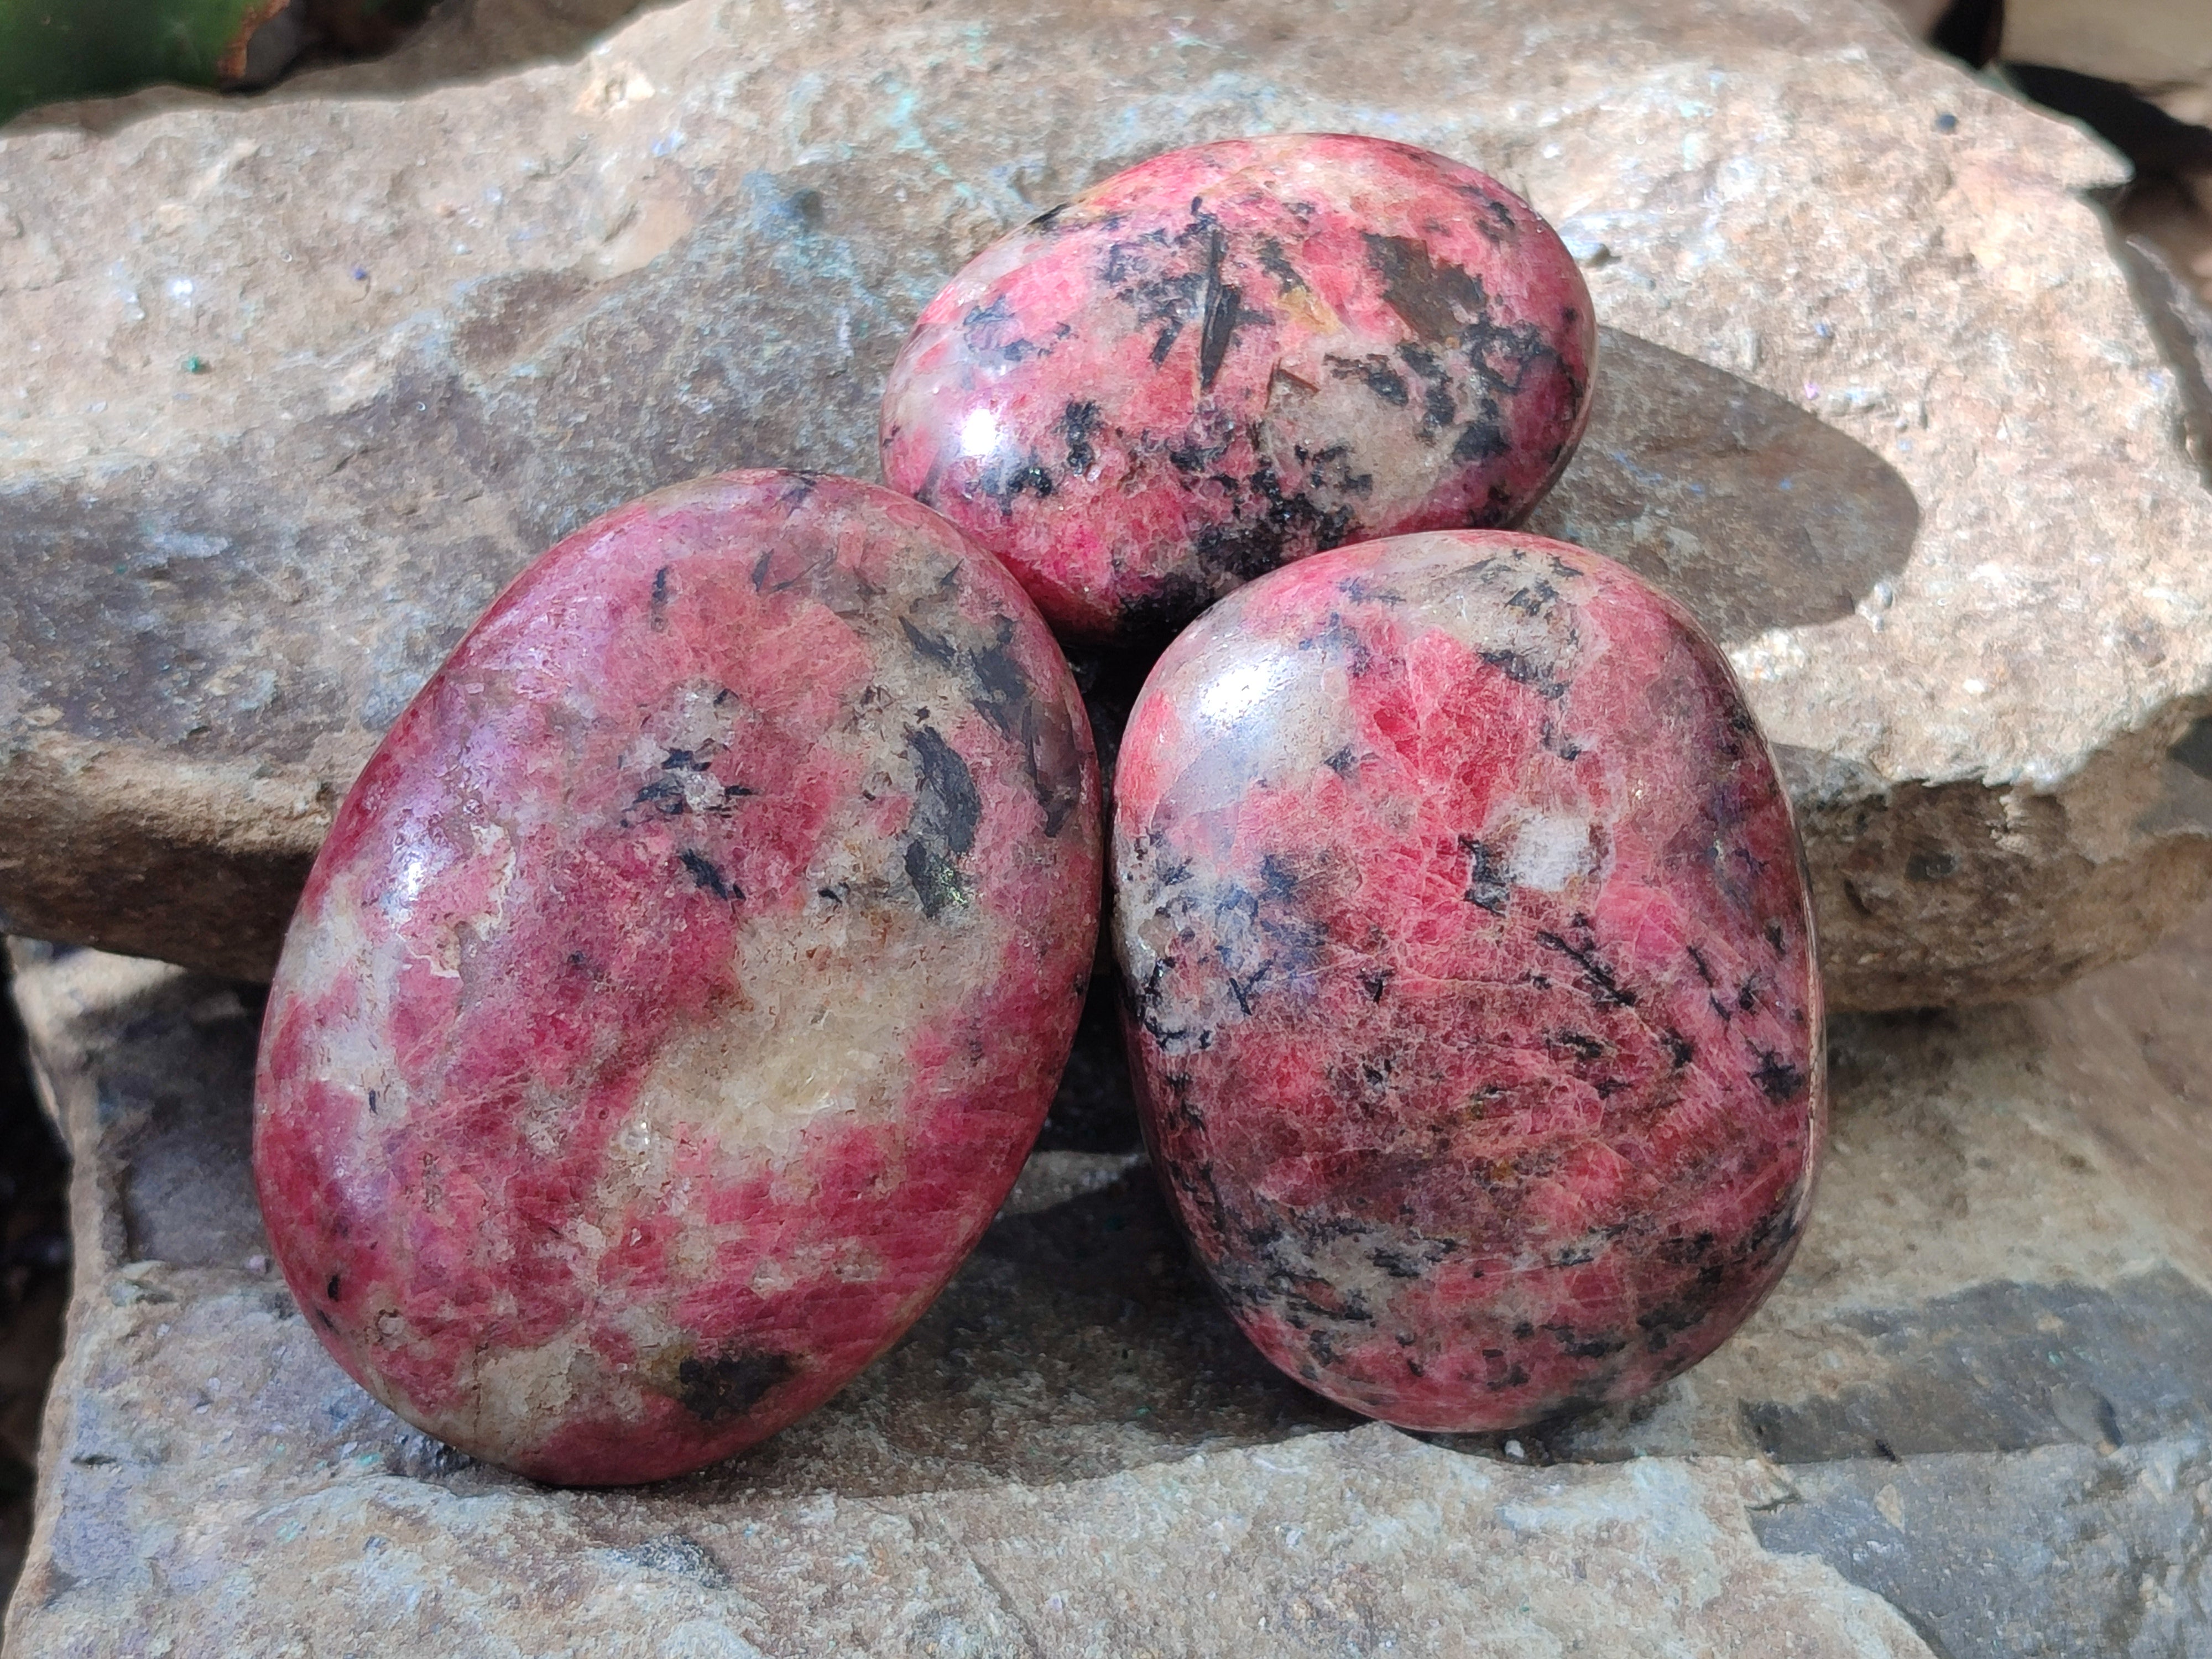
2;0;2210;1005
18;901;2212;1652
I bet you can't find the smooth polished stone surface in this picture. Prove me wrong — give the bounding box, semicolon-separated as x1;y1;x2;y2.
253;470;1102;1485
880;134;1595;643
1114;530;1823;1432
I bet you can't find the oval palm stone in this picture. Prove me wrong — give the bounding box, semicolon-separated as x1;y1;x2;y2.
255;471;1101;1484
1113;530;1822;1431
881;133;1595;643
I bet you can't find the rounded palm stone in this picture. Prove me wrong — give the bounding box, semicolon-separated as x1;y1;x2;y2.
1113;530;1823;1432
254;471;1102;1485
880;133;1597;644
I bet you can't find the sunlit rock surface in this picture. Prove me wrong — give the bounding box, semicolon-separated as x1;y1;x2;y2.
2;0;2206;1007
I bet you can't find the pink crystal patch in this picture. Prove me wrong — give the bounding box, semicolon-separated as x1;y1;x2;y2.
1113;530;1823;1431
254;472;1102;1484
881;133;1595;643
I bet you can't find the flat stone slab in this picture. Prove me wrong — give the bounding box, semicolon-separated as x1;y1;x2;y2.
10;899;2212;1655
2;0;2210;1004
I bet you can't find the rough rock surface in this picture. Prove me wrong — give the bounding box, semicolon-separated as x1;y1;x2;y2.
1114;534;1821;1430
255;472;1100;1483
13;897;2212;1654
2113;179;2212;469
2;0;2211;1004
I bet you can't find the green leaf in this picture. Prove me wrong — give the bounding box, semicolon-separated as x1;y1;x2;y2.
0;0;285;125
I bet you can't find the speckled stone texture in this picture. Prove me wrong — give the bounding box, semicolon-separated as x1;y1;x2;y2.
880;133;1595;643
1115;531;1822;1430
254;470;1101;1485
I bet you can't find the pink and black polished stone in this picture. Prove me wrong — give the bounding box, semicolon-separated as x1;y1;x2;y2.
1112;530;1823;1432
881;134;1596;644
254;472;1102;1485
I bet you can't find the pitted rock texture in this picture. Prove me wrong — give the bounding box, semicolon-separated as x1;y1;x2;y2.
19;905;2212;1655
2;0;2211;1006
1113;533;1822;1430
0;944;1942;1659
254;471;1100;1484
878;133;1595;643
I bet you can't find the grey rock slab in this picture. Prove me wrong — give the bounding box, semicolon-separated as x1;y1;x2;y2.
1754;1439;2212;1659
1737;1270;2212;1463
0;942;1938;1656
13;902;2212;1653
1;0;2210;1003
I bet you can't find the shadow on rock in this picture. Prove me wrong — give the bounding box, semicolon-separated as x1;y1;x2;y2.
294;0;678;95
1038;963;1142;1155
675;1167;1358;1503
1528;327;1921;643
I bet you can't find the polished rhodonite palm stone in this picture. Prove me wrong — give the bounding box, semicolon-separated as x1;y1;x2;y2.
880;133;1595;644
254;472;1102;1485
1113;531;1823;1431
